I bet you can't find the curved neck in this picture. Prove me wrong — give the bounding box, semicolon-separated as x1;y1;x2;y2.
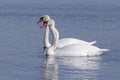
44;26;51;48
50;22;59;50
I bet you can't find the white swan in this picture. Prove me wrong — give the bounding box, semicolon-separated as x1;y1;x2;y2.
37;15;96;49
38;15;109;56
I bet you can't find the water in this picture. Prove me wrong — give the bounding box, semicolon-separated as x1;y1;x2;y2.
0;0;120;80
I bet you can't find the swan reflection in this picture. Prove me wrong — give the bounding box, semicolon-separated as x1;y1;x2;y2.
43;57;58;80
43;56;102;80
58;57;102;70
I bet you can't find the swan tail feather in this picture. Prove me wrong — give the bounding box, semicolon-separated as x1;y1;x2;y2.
100;49;110;52
89;41;97;45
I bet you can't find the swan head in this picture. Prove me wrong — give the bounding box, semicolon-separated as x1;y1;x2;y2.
40;19;55;28
37;15;50;24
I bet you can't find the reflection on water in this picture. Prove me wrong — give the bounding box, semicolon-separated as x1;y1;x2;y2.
43;56;102;80
59;57;102;70
43;57;58;80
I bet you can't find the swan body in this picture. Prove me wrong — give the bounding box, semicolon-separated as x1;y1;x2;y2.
55;44;109;56
39;15;109;56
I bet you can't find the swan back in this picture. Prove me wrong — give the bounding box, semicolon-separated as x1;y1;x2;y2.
57;38;96;48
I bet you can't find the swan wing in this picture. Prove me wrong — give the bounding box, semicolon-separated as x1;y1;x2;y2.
57;38;96;48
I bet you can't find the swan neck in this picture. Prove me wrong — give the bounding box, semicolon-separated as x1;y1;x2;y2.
44;26;51;48
50;22;59;50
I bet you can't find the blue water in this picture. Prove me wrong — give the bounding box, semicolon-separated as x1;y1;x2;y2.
0;0;120;80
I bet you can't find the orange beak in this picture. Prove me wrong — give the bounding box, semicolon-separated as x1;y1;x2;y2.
40;21;47;28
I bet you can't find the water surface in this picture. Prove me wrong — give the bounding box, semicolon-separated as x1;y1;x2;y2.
0;0;120;80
